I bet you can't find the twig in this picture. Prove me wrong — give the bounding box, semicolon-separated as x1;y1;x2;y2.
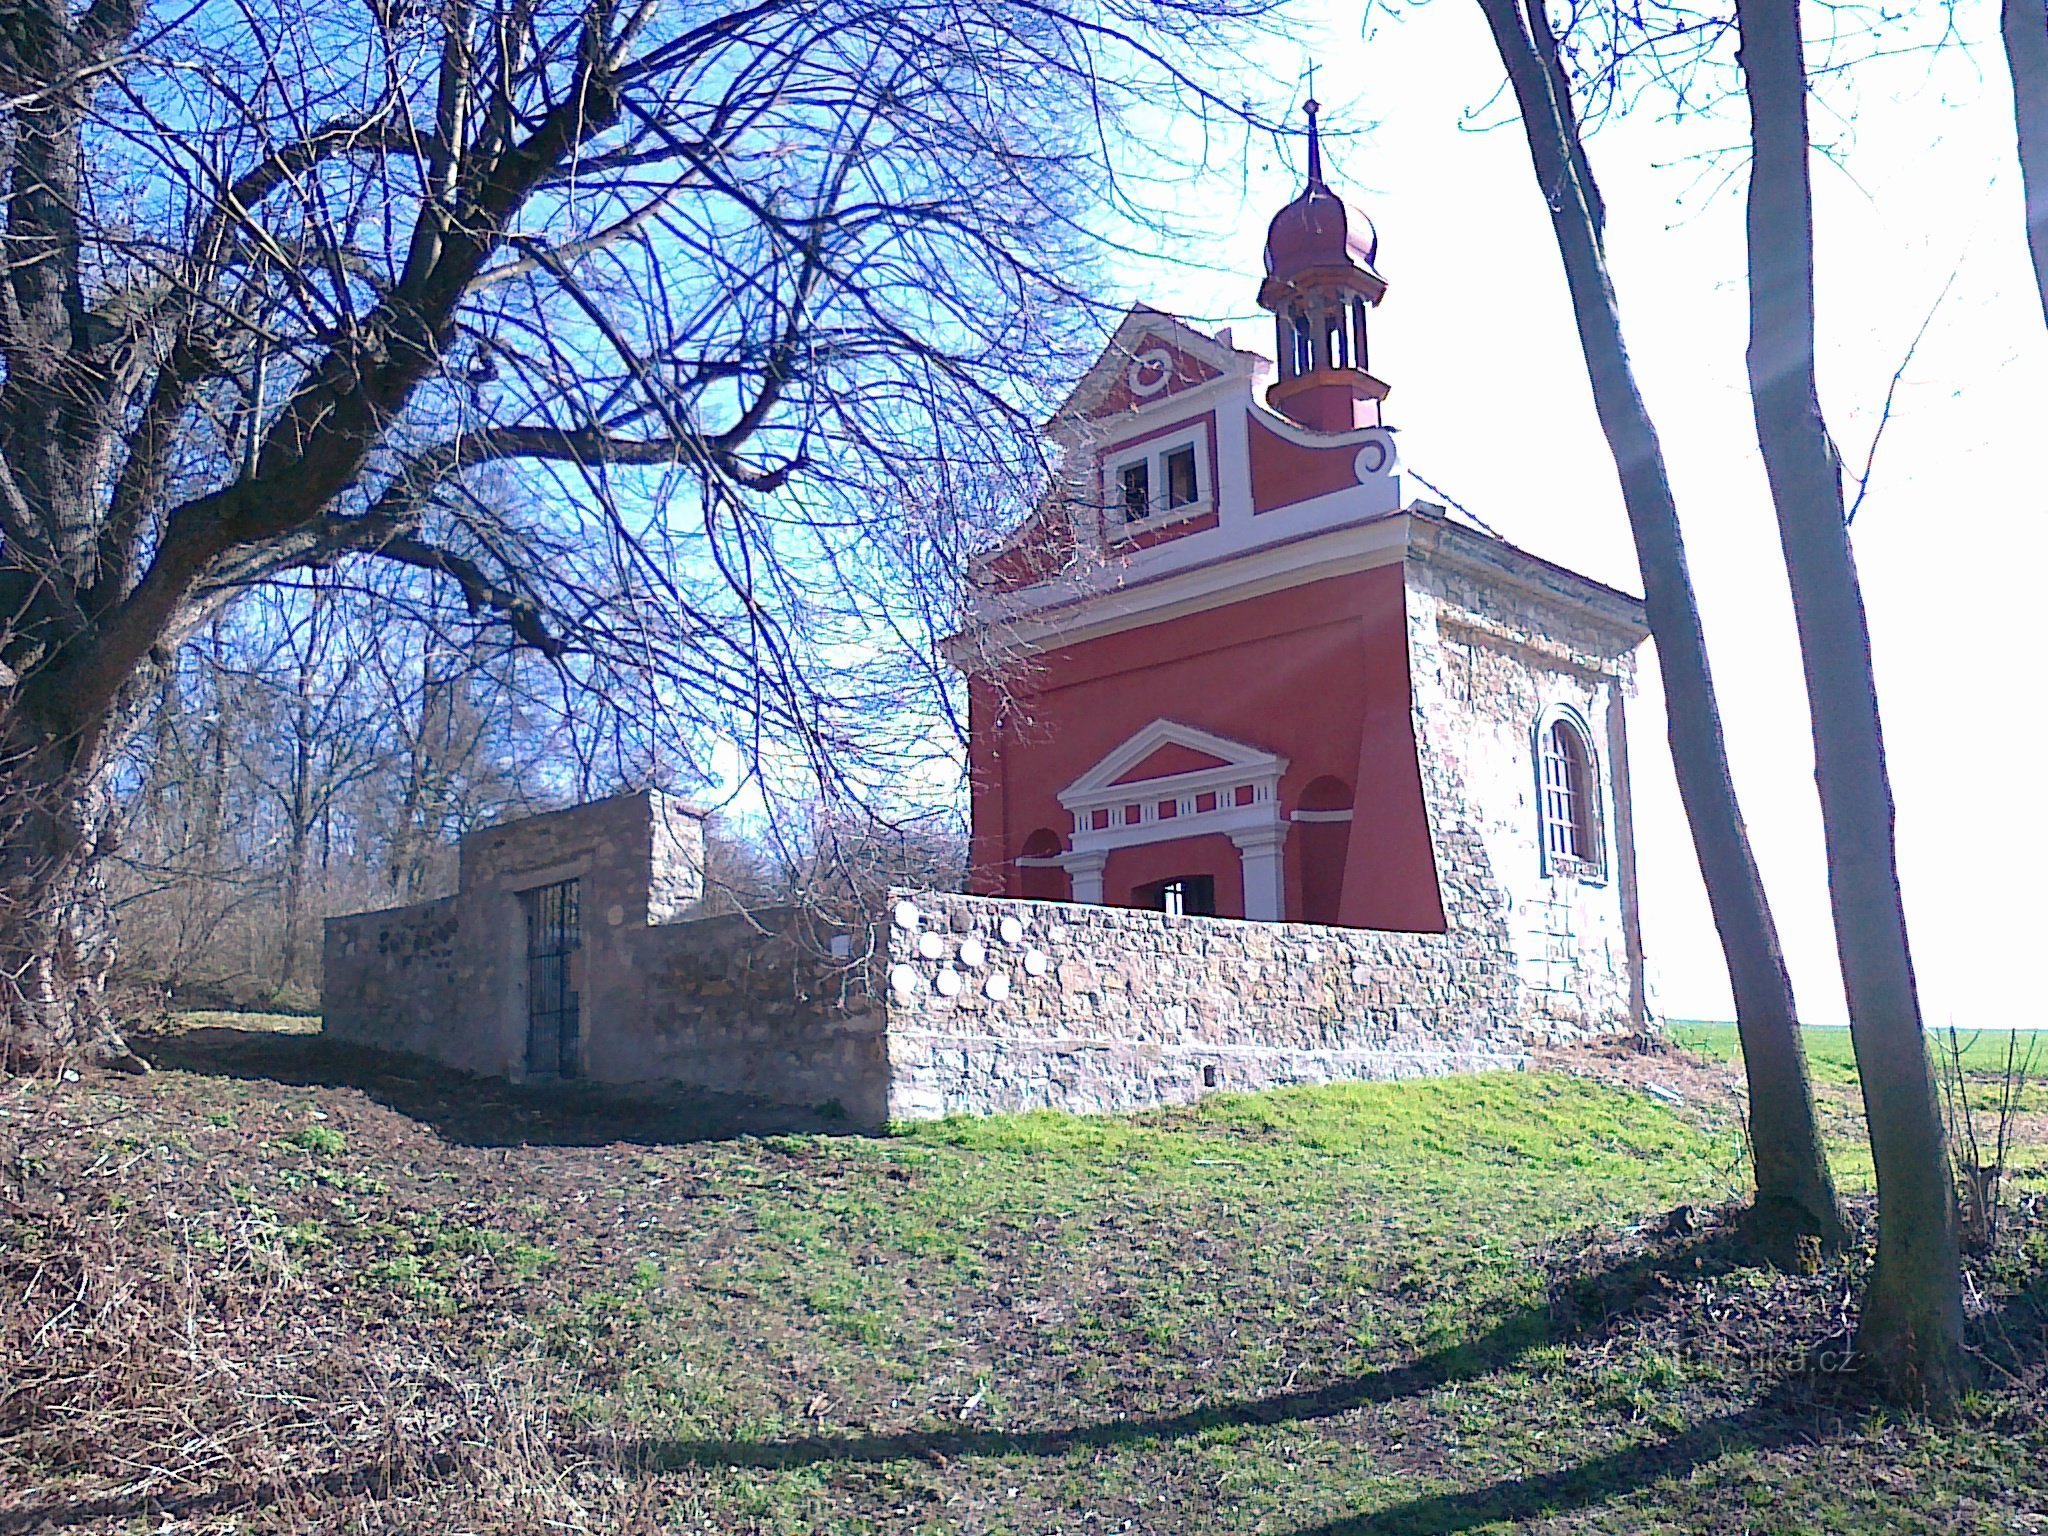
1846;265;1958;526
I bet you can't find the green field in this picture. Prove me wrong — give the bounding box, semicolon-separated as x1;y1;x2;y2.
3;1016;2044;1533
1669;1021;2048;1088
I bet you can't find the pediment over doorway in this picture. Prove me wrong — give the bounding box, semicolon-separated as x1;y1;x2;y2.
1061;720;1287;810
1109;742;1231;785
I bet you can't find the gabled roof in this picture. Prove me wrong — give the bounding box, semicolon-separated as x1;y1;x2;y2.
1046;305;1260;430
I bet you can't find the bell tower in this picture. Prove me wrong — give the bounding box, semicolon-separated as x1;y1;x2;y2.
1257;99;1391;433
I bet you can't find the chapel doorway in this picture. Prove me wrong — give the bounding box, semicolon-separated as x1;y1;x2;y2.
1135;874;1216;918
523;878;582;1077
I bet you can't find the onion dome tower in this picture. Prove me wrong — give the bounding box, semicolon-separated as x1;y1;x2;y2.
1257;99;1390;432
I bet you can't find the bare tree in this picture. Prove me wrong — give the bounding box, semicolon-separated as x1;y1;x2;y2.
0;0;1276;1063
1737;0;1967;1409
2006;0;2048;323
1473;0;1843;1259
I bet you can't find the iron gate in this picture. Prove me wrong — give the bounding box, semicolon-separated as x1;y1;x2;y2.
523;879;582;1077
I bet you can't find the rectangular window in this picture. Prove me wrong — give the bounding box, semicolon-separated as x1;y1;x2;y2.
1165;445;1199;508
1120;461;1151;521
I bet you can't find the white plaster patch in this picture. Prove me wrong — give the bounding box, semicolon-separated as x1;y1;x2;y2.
916;931;945;961
935;968;962;998
998;915;1025;944
894;900;922;932
958;937;987;969
1023;949;1050;977
890;964;920;1000
984;972;1011;1001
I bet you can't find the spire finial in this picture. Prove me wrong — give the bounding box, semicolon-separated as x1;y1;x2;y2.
1303;90;1324;188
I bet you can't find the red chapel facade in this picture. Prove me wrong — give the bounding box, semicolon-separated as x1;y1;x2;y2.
952;110;1653;1030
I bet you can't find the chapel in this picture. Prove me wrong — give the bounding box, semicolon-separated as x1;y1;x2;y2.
952;104;1654;1028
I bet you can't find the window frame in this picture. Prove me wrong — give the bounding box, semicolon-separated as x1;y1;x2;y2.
1136;874;1217;918
1533;704;1607;884
1101;422;1213;541
1119;460;1151;522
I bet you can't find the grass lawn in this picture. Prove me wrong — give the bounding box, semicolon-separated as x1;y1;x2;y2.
1668;1022;2048;1089
1667;1022;2048;1190
3;1016;2045;1533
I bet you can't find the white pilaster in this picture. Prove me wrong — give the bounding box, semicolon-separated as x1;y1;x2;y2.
1062;850;1110;905
1231;825;1288;922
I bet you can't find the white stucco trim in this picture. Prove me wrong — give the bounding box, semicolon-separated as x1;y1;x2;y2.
1230;824;1289;921
1068;797;1285;856
955;510;1412;663
1045;305;1259;426
1060;718;1286;803
1054;720;1290;914
1058;849;1110;903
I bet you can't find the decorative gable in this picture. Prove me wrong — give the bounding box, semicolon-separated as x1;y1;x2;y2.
1049;306;1244;427
1084;335;1222;418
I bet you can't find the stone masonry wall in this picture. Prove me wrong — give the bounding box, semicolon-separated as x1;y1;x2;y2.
626;909;886;1123
881;889;1532;1120
325;795;889;1117
319;894;478;1070
1404;531;1647;1039
324;789;708;1080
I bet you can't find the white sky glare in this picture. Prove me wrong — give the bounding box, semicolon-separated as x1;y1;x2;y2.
1098;0;2045;1026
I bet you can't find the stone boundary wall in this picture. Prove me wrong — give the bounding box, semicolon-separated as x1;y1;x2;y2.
322;894;476;1070
327;858;1592;1127
627;908;887;1123
879;889;1533;1121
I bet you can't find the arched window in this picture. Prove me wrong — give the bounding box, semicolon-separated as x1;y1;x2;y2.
1290;310;1313;375
1017;827;1067;903
1536;711;1602;878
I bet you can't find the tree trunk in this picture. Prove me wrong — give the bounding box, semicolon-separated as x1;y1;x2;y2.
1736;0;1967;1411
1476;0;1843;1257
0;715;137;1069
2006;0;2048;327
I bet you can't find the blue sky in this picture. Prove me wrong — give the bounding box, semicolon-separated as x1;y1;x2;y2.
1096;0;2044;1026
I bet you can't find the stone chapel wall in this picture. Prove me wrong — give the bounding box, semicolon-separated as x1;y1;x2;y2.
1403;532;1646;1038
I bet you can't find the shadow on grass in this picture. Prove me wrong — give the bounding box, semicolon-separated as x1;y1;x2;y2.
604;1227;2047;1536
610;1217;1771;1472
1277;1380;1829;1536
1286;1269;2048;1536
8;1216;2042;1535
130;1023;858;1148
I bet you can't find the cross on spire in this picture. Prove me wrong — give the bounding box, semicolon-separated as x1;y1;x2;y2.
1304;92;1325;189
